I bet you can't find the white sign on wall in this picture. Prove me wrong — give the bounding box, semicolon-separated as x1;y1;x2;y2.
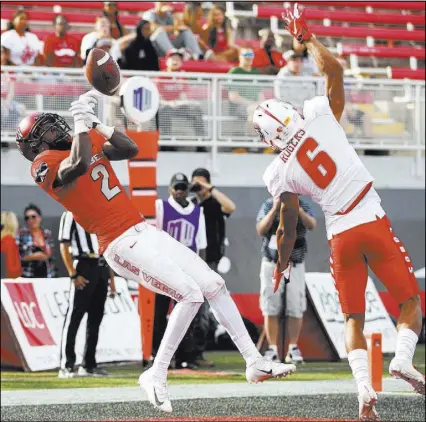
1;277;142;371
306;272;398;359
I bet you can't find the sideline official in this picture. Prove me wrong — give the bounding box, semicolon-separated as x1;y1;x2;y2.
58;211;116;378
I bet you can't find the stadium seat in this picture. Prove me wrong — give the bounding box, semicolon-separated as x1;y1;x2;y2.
338;45;426;60
293;1;426;11
387;67;425;80
256;5;426;25
0;7;140;26
158;59;234;73
12;82;86;96
2;2;185;13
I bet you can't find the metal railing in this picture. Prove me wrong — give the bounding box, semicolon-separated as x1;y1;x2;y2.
1;66;425;160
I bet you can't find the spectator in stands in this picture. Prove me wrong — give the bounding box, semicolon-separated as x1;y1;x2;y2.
1;46;13;66
201;5;238;62
1;211;22;279
228;49;264;135
183;2;210;57
291;38;319;76
143;1;202;59
191;167;236;367
80;17;121;64
17;204;57;278
158;49;206;138
274;50;316;110
252;29;285;75
43;15;80;68
336;57;375;147
121;20;159;71
1;74;26;136
1;9;41;66
256;196;316;364
102;1;128;39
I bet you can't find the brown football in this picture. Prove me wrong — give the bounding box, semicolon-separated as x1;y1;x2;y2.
85;48;121;96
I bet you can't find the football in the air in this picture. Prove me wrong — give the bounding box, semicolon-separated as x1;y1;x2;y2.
85;48;121;96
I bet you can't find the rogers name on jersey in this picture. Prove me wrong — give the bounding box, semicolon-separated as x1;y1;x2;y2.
279;129;306;163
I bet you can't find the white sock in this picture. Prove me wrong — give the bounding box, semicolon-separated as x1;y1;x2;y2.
288;343;298;351
269;344;278;353
348;349;370;386
208;287;261;365
394;328;418;362
151;301;202;379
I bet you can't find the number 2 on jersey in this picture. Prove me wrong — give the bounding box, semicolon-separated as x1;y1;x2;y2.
296;137;337;189
91;164;121;200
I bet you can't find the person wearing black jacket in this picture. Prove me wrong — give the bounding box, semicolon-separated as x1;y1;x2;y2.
121;20;159;71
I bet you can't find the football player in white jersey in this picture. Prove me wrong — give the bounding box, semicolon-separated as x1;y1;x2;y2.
253;4;424;421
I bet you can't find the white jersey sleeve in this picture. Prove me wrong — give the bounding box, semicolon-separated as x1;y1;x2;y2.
263;156;293;201
303;95;333;122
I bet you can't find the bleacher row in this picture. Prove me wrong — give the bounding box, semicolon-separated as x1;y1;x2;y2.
0;1;425;78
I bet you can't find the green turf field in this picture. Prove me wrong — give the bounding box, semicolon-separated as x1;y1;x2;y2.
1;345;424;390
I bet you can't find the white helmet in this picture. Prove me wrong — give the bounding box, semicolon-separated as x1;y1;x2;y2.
253;99;304;150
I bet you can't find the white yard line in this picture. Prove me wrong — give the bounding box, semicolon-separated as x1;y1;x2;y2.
1;378;413;407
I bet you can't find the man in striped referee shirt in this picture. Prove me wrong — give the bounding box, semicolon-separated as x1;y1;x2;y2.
256;196;316;364
58;211;116;378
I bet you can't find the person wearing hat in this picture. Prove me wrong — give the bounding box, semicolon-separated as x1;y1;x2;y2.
157;49;206;141
153;173;208;369
274;49;317;110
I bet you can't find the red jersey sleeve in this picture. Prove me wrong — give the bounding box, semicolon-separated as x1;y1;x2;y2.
31;150;68;193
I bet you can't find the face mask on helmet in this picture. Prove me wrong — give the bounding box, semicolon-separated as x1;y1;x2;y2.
253;100;303;151
16;113;72;160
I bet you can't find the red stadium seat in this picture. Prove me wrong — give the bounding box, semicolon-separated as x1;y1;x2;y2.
256;5;426;25
0;7;140;26
339;45;426;59
0;29;86;44
308;23;425;42
388;67;425;80
2;2;185;13
159;59;234;73
294;2;426;11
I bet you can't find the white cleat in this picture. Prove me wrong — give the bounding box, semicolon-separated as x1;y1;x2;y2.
358;383;378;421
138;368;173;413
389;358;425;396
246;356;296;384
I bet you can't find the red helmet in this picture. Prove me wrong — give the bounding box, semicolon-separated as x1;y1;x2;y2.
16;113;72;161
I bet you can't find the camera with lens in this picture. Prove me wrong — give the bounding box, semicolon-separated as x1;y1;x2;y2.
189;183;202;193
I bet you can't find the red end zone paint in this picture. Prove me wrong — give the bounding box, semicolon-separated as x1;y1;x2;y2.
100;417;359;422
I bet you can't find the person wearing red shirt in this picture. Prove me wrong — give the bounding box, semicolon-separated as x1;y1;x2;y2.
252;29;286;75
44;15;80;68
1;211;22;279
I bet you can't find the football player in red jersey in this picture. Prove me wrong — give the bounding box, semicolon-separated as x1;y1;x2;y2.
16;91;296;413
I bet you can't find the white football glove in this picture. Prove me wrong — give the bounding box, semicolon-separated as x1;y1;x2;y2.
69;99;101;135
71;89;115;139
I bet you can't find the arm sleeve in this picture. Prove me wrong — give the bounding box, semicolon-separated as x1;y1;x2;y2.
58;211;74;242
196;208;208;251
43;35;53;55
155;199;163;229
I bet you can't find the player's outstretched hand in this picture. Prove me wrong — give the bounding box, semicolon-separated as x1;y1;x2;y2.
273;261;291;293
78;89;101;110
69;97;101;133
282;3;312;43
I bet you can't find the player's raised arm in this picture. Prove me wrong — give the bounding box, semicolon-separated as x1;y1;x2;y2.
282;4;345;121
101;130;139;161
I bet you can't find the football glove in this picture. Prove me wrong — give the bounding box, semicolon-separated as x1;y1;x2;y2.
282;3;312;44
69;99;101;135
273;262;291;293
